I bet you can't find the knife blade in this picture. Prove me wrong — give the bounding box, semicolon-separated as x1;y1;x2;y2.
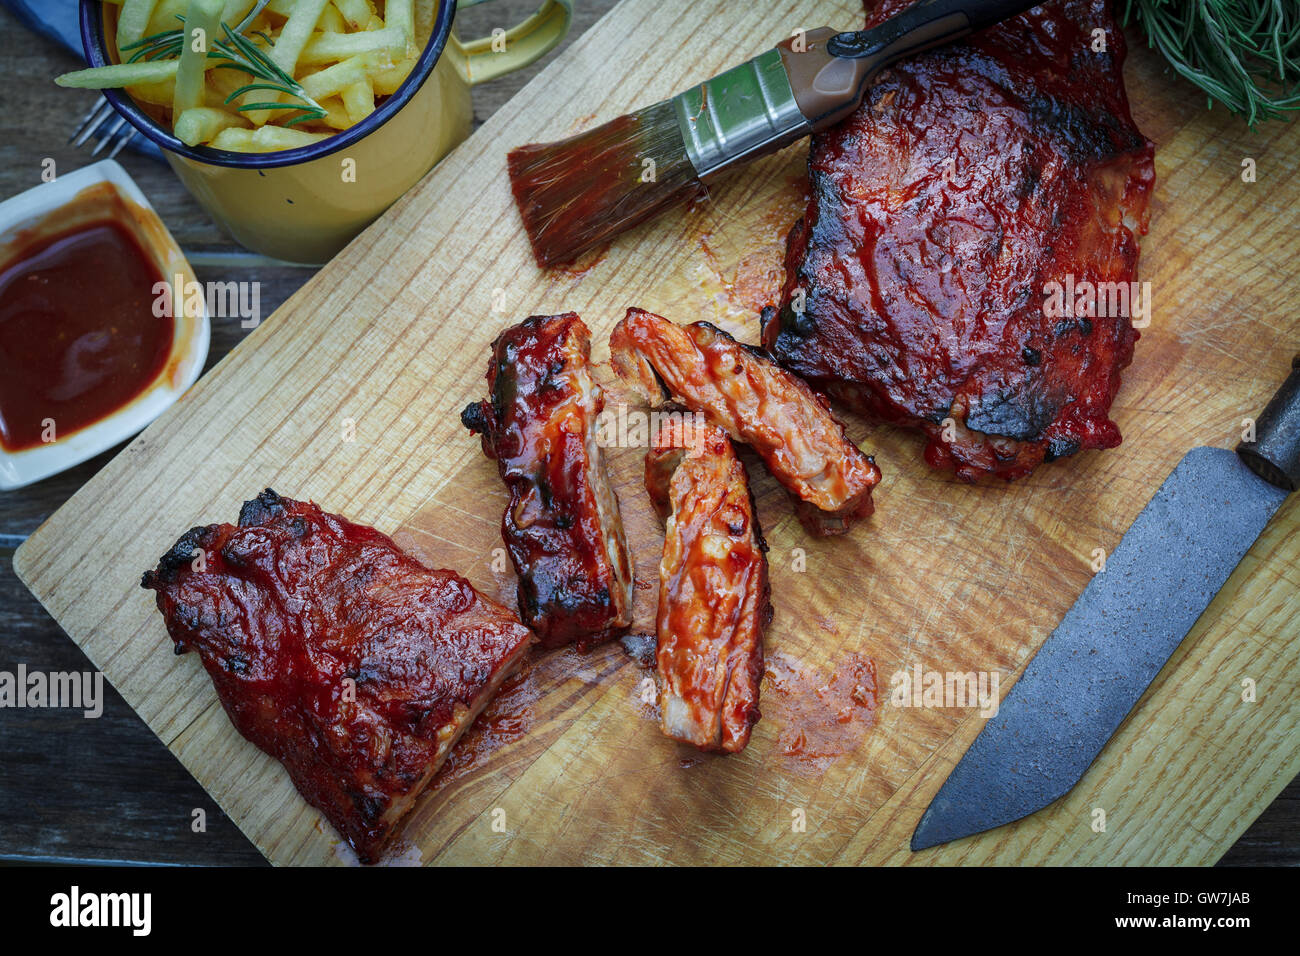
911;354;1300;851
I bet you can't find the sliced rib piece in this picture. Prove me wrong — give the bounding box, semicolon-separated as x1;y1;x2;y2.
140;490;536;864
462;312;634;648
647;421;771;753
611;307;881;535
763;0;1155;481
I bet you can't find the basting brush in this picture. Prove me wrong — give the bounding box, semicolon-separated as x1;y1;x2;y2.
508;0;1044;268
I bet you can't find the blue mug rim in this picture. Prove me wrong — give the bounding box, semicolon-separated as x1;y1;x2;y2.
79;0;459;170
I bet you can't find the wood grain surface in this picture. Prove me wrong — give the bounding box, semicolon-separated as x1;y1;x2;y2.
8;0;1300;865
0;0;610;865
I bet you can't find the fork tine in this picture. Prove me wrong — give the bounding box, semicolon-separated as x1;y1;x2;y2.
69;98;112;145
71;99;114;148
106;124;136;160
91;117;128;157
66;99;105;143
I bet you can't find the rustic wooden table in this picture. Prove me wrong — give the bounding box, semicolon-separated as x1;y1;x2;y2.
0;1;1293;866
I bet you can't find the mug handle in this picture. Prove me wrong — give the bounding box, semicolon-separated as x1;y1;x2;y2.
448;0;574;86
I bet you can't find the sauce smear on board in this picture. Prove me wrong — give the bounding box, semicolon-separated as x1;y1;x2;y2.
0;220;171;451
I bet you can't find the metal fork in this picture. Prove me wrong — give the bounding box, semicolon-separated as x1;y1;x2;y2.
68;97;136;159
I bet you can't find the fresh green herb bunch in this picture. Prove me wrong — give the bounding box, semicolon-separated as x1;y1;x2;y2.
1123;0;1300;125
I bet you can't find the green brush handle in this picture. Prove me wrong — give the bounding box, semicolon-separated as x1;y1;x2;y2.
674;49;808;178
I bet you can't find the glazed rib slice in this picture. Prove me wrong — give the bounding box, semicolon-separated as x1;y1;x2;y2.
763;0;1155;481
647;421;771;753
611;307;881;535
462;312;634;648
140;490;536;864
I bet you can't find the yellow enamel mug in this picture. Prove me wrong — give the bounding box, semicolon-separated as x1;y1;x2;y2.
81;1;572;264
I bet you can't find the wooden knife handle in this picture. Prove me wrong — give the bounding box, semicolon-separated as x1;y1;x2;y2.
1236;353;1300;493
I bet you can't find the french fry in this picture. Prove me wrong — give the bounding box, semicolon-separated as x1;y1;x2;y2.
205;63;246;100
299;54;372;100
371;55;414;96
56;60;180;89
332;0;369;30
210;127;260;150
414;0;434;45
173;0;227;117
385;0;415;55
174;106;249;145
315;96;352;129
146;0;187;36
212;124;330;151
385;0;413;37
269;0;331;74
298;25;405;65
127;78;177;106
319;3;345;32
117;0;161;51
221;0;257;25
340;78;374;125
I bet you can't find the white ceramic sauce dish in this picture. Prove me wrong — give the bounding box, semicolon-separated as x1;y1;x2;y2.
0;160;209;490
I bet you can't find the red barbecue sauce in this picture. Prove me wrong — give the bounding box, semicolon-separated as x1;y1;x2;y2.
0;220;171;451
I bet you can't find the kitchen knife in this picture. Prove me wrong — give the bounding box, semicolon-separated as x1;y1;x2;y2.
911;354;1300;851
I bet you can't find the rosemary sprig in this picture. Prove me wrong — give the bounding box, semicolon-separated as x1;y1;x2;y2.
122;24;185;62
117;1;326;128
1123;0;1300;125
210;24;326;127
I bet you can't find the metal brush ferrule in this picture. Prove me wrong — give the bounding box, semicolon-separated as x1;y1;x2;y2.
674;49;811;180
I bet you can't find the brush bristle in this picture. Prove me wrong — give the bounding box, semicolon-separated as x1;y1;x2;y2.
507;100;705;268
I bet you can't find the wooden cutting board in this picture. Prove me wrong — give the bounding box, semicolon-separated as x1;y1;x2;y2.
15;0;1300;866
